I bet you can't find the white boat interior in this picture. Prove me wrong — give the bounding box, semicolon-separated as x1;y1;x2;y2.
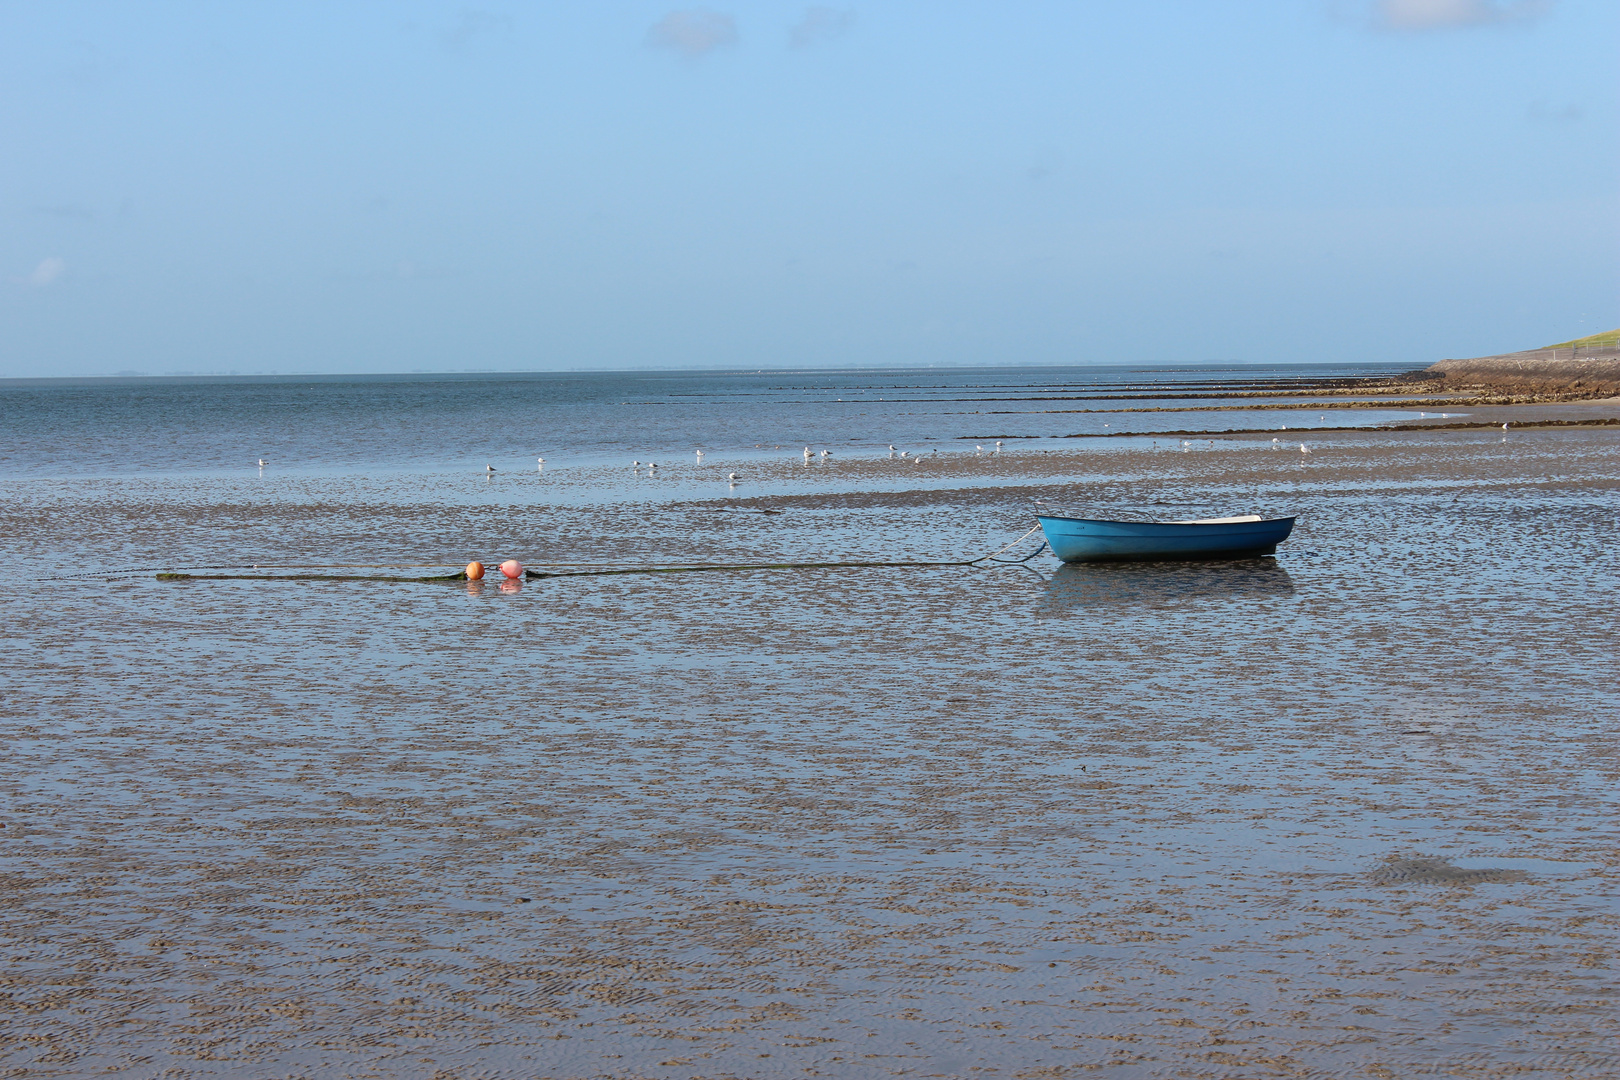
1165;515;1265;524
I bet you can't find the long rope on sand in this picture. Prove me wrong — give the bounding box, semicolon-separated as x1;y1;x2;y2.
150;526;1050;583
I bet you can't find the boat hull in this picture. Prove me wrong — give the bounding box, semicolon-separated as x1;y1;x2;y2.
1036;514;1297;563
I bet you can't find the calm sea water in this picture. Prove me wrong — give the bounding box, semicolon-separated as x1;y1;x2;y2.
0;363;1422;479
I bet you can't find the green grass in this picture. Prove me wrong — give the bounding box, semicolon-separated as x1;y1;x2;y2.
1543;328;1620;349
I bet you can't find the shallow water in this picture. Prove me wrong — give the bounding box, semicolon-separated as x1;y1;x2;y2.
0;363;1414;479
1;415;1617;1078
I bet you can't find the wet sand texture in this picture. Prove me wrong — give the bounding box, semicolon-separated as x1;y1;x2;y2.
1;429;1617;1079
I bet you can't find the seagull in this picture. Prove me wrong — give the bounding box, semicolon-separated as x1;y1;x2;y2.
695;449;705;458
975;444;983;453
1300;443;1311;455
899;450;910;458
1271;438;1281;448
1502;422;1510;430
803;447;813;459
485;464;496;473
256;458;268;467
888;444;898;455
632;460;640;467
648;462;658;470
995;441;1003;450
728;472;739;481
536;456;545;464
820;449;831;458
1181;441;1190;452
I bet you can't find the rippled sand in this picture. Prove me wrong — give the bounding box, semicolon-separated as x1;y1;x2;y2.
2;428;1617;1079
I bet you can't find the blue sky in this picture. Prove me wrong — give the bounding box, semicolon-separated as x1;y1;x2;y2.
2;1;1615;376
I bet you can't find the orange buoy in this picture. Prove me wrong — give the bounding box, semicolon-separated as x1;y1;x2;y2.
466;561;485;580
499;559;523;579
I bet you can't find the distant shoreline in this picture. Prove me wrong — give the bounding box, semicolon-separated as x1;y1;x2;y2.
956;418;1620;441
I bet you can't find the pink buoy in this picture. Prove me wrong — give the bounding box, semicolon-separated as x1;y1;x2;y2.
499;559;523;579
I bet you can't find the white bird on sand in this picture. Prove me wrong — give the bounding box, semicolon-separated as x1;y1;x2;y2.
728;472;739;481
632;460;640;467
695;449;705;458
648;462;658;470
1181;441;1190;452
256;458;268;467
1300;443;1311;455
536;456;545;464
995;441;1003;450
1271;438;1280;448
820;449;831;458
485;464;496;473
899;450;910;458
975;444;983;453
888;444;898;455
1502;422;1510;430
803;446;813;459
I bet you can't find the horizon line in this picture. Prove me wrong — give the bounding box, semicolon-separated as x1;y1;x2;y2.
2;358;1410;385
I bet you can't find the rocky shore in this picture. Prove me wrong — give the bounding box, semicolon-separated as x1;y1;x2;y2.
1426;344;1620;393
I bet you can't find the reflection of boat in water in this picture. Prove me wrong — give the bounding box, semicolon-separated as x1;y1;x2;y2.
1039;559;1295;612
1036;513;1296;563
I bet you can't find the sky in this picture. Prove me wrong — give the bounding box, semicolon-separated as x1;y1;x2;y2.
1;0;1615;377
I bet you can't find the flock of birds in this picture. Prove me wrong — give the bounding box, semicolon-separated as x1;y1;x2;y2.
260;423;1521;477
465;440;1014;485
470;431;1420;478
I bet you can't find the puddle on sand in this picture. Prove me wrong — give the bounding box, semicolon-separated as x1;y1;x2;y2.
0;429;1617;1079
1370;858;1531;886
1038;558;1295;611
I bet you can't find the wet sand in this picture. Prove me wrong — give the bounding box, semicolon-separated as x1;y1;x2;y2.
2;427;1617;1079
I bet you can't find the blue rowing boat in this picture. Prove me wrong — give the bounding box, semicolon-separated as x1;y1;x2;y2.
1035;513;1297;563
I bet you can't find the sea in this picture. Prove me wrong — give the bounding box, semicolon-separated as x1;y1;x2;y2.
4;360;1616;1078
0;362;1422;480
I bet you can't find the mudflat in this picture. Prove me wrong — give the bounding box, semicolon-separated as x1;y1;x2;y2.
2;426;1616;1079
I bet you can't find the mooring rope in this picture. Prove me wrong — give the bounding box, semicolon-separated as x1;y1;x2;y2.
146;524;1052;583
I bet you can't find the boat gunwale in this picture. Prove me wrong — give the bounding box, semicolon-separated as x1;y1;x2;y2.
1034;513;1297;531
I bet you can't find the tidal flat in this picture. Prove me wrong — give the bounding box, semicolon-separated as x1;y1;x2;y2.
1;428;1617;1079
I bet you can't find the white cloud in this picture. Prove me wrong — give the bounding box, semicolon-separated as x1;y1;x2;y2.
33;204;96;222
1527;100;1582;122
790;7;855;48
29;257;66;286
648;10;738;57
440;10;513;50
1377;0;1551;30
